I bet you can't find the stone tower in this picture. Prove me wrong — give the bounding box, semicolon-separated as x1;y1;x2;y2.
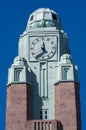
6;8;81;130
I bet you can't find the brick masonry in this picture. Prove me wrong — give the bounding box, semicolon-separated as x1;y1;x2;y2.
6;83;32;130
55;81;81;130
6;82;81;130
6;83;62;130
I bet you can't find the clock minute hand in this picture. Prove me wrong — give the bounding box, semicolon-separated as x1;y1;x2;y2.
41;37;45;51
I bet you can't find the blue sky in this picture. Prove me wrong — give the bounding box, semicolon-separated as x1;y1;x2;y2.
0;0;86;130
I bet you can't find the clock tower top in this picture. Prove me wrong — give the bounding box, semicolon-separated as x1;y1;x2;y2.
26;8;62;30
6;8;81;130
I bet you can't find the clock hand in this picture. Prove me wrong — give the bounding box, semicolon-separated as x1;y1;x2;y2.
35;50;48;59
41;46;45;51
41;37;45;51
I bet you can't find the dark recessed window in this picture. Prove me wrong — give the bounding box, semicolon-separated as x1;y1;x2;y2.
40;115;42;119
30;15;34;21
62;68;69;80
45;111;47;114
40;111;42;114
40;110;42;119
52;13;57;20
45;115;47;119
40;109;48;119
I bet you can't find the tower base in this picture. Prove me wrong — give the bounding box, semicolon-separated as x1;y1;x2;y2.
6;83;32;130
55;81;81;130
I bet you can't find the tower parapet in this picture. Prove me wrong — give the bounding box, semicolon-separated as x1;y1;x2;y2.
56;54;78;83
7;56;31;85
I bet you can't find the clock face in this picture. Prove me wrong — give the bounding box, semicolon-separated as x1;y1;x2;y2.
30;37;56;60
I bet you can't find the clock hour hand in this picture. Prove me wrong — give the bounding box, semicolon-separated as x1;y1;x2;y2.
35;50;48;59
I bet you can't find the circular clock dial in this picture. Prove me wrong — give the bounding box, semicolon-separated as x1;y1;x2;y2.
30;37;56;60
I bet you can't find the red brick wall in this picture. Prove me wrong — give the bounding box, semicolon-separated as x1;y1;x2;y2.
55;81;81;130
6;83;32;130
75;82;81;130
6;82;81;130
27;84;32;120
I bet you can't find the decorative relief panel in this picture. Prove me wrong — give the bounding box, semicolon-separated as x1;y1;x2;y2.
62;67;70;80
39;62;48;98
14;68;23;82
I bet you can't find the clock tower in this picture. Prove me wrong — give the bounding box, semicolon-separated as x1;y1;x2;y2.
6;8;81;130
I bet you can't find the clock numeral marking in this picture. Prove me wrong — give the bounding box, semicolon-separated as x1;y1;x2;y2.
31;47;34;50
42;37;44;40
32;52;35;55
51;41;54;44
36;38;38;41
51;51;54;54
34;38;39;43
47;38;50;41
52;46;55;49
47;55;49;58
42;56;44;59
32;42;35;45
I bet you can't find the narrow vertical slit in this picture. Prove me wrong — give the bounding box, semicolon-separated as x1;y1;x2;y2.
34;122;36;130
43;69;45;97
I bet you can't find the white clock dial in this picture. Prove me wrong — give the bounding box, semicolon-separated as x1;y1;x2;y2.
30;37;56;60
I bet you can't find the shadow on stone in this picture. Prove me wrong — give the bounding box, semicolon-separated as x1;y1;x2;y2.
57;120;63;130
27;69;43;120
